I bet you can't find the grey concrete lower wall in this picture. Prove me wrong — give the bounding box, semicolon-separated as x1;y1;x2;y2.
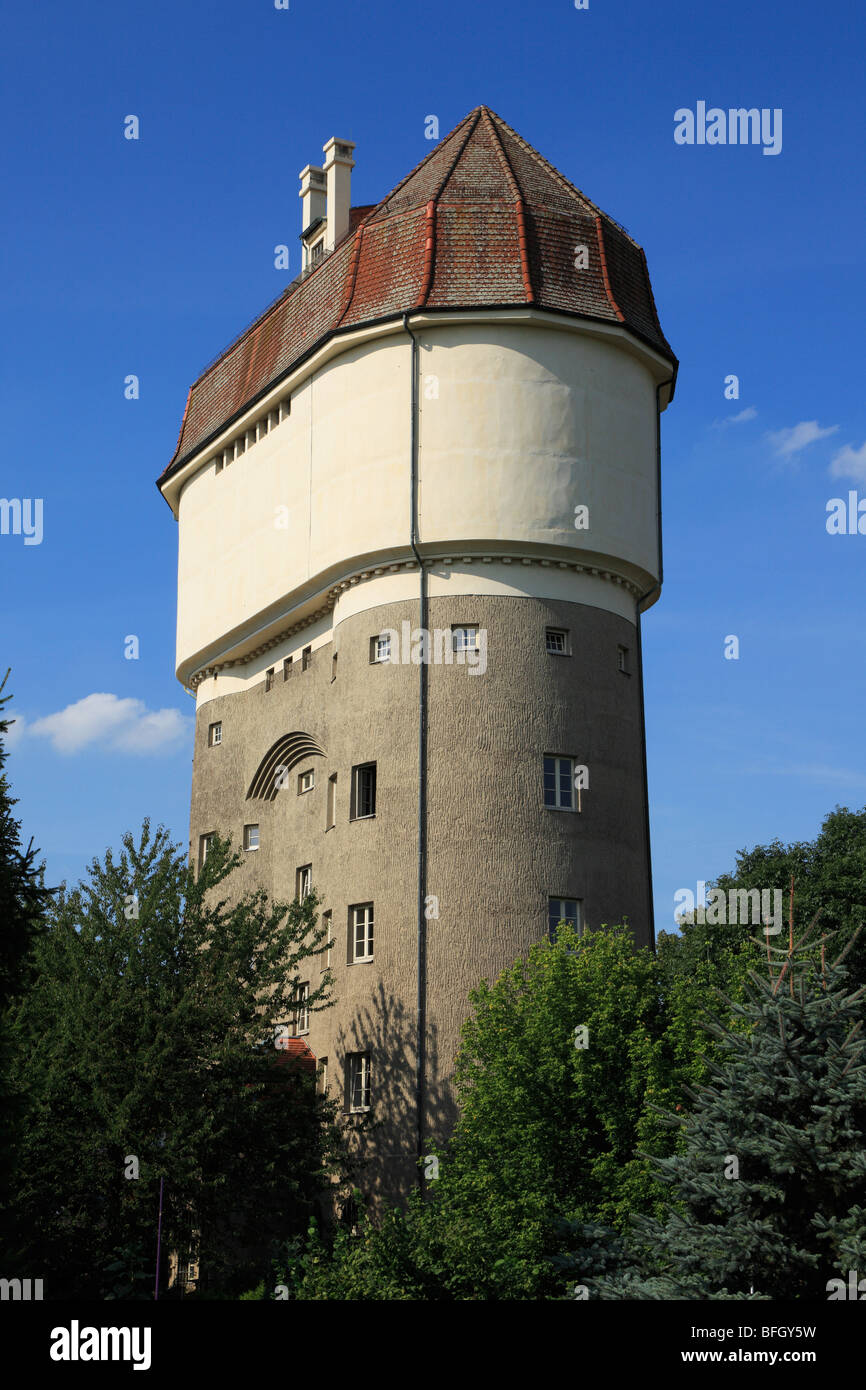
189;592;652;1206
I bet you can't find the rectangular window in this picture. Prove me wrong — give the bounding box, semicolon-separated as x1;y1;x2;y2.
452;625;479;654
548;898;584;941
291;983;310;1036
311;241;324;263
244;823;260;852
268;410;278;432
351;763;376;820
214;455;223;475
371;633;391;663
301;646;312;671
617;644;630;674
350;903;374;962
257;416;269;442
327;773;337;830
265;668;274;692
234;437;245;459
223;447;232;470
544;755;574;810
545;628;569;655
283;657;292;681
246;429;255;450
318;1057;328;1095
208;722;222;746
279;397;292;423
298;768;315;794
199;833;214;869
331;651;338;681
296;865;312;901
321;910;332;970
347;1052;371;1112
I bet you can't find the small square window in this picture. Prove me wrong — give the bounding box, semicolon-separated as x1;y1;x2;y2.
617;645;630;675
546;628;569;655
244;824;259;851
349;903;374;963
548;897;584;941
543;755;574;810
296;865;312;901
265;668;274;692
298;768;315;794
301;646;312;671
347;1052;371;1112
208;722;222;747
351;763;376;820
371;634;391;663
452;625;479;653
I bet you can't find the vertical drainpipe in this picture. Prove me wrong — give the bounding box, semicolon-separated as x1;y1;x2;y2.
402;312;428;1189
635;376;674;952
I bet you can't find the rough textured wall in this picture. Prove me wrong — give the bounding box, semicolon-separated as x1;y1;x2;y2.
189;591;650;1205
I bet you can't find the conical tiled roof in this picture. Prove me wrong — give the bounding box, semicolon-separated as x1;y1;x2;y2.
160;106;676;484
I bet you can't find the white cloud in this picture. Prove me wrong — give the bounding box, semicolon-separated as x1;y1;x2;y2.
766;420;839;458
25;694;191;755
829;440;866;483
713;406;757;429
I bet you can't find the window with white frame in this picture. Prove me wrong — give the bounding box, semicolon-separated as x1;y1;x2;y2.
543;755;574;810
209;722;222;746
326;774;337;830
318;1057;328;1095
291;982;310;1036
298;768;314;795
244;824;260;852
296;864;312;901
545;628;569;656
351;763;376;819
199;833;215;869
347;1052;371;1112
350;903;374;962
548;897;584;941
371;633;391;663
452;625;479;654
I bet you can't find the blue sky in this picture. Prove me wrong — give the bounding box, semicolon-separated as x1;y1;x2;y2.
2;0;864;933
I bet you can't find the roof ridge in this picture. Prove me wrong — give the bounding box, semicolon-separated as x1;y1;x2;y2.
482;109;534;303
483;106;642;249
371;107;482;215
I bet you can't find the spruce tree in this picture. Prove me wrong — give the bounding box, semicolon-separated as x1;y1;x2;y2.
565;929;866;1299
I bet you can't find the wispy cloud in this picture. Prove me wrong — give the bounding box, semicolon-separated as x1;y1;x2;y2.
20;694;191;755
829;440;866;484
765;420;839;459
712;406;757;429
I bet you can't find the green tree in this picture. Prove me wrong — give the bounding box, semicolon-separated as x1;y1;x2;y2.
7;822;342;1298
0;672;54;1221
563;931;866;1299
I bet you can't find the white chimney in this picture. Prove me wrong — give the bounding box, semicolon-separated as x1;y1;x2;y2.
299;163;326;255
322;137;355;251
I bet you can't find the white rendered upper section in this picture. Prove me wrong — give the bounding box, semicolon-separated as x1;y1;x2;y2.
168;313;670;688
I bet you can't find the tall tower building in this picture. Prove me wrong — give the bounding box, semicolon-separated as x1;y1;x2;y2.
158;107;677;1205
